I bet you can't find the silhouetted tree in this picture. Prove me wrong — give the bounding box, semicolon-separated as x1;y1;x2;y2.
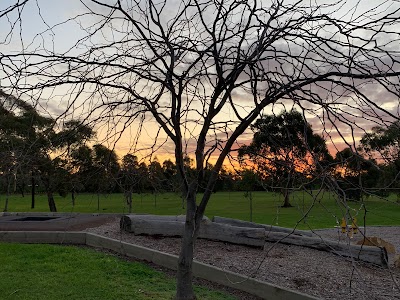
239;110;331;207
120;154;140;213
162;159;178;192
92;144;120;194
333;148;377;201
360;123;400;199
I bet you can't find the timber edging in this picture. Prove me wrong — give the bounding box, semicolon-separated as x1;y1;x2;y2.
0;231;320;300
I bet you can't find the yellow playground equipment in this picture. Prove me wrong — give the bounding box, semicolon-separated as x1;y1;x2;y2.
340;217;358;237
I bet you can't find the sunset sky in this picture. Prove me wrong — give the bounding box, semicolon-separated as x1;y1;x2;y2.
1;0;399;165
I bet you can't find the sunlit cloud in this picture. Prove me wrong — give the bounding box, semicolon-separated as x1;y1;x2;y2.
1;0;400;166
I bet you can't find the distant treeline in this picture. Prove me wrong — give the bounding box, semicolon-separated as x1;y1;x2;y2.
1;90;400;212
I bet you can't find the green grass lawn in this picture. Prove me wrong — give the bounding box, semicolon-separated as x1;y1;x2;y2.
1;191;399;229
0;243;236;300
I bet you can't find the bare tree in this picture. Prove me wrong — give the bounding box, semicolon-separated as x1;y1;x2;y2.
1;0;400;298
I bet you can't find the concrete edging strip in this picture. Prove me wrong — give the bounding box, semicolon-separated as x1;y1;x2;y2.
0;231;86;244
0;231;319;300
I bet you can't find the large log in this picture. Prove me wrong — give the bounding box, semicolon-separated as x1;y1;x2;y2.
264;231;388;267
198;221;265;247
212;216;313;237
120;215;388;266
121;217;185;236
121;214;208;223
120;215;265;247
120;214;209;231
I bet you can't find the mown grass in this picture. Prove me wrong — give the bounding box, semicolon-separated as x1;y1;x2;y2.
1;191;399;229
0;243;236;300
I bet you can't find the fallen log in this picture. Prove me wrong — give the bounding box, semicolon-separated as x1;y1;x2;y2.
264;231;388;267
212;216;313;237
120;215;265;247
120;214;209;232
199;221;265;247
121;217;185;236
121;214;210;223
120;215;388;266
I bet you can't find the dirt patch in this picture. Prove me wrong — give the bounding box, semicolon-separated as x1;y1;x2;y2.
0;213;120;231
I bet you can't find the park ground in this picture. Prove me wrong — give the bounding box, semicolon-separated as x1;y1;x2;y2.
1;191;399;229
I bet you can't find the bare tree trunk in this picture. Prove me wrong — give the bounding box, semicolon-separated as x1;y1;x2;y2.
31;171;35;209
4;195;9;212
282;189;293;208
129;191;132;213
4;175;11;212
47;191;57;212
13;171;17;193
71;187;75;207
282;167;293;208
125;189;133;213
176;221;196;299
175;185;198;300
19;183;25;197
249;191;253;222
